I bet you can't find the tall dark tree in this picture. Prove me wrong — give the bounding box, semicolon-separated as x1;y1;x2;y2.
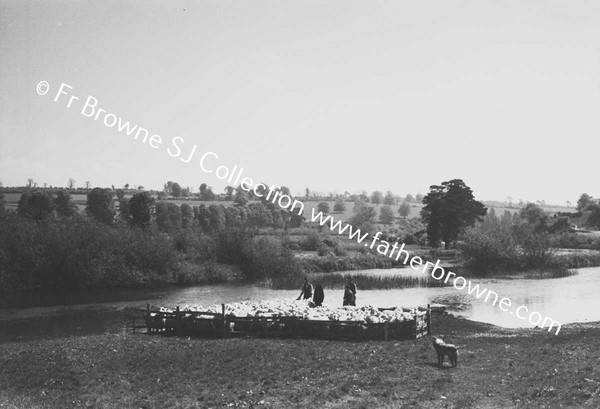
421;179;486;249
577;193;594;212
54;189;78;218
171;182;182;198
129;191;155;229
86;188;115;225
181;203;194;228
587;204;600;228
17;190;55;221
155;202;182;232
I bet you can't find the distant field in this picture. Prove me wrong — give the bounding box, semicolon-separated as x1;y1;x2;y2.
300;200;422;222
1;192;574;218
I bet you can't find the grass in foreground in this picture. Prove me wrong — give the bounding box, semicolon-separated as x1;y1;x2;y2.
1;315;600;408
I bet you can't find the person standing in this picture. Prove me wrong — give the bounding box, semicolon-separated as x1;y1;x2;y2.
343;276;357;306
313;283;325;307
297;277;313;300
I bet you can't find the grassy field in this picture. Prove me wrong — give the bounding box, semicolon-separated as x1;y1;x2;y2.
2;191;572;219
1;314;599;408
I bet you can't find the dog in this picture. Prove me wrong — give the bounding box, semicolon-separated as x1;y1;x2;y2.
432;336;458;367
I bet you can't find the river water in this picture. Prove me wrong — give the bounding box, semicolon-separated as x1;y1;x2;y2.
1;267;598;342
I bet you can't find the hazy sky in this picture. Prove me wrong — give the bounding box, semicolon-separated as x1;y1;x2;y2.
1;0;599;204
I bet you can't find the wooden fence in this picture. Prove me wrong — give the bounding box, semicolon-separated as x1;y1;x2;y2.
133;304;431;342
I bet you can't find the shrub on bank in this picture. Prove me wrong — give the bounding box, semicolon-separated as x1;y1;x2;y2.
0;216;176;293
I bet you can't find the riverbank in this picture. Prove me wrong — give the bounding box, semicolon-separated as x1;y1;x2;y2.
1;314;599;408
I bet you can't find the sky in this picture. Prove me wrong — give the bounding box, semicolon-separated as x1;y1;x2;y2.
1;0;599;205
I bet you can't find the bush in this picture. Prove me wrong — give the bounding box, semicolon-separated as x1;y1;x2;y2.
0;217;177;293
317;242;331;256
459;223;519;270
403;234;418;245
300;230;323;251
242;236;303;280
333;200;346;213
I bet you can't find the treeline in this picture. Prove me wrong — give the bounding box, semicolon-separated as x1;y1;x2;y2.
0;188;305;294
459;204;600;272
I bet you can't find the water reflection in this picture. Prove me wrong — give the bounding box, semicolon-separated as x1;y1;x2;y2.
1;267;599;342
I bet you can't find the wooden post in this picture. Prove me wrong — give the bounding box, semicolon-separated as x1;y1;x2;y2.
413;314;417;339
426;304;431;336
222;303;227;338
175;306;181;336
384;322;389;341
146;303;151;334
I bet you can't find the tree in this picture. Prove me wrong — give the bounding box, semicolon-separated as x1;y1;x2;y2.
370;191;383;205
208;204;226;231
129;191;155;229
350;205;377;230
305;187;310;202
171;182;182;198
415;194;424;203
0;192;6;218
518;203;549;233
420;179;487;249
317;202;330;214
27;178;34;188
54;189;78;218
85;181;91;189
204;188;216;201
224;186;235;201
383;191;395;205
86;188;115;225
379;205;394;224
68;178;76;189
119;198;131;224
333;199;346;213
233;186;248;206
577;193;594;212
155;202;182;232
398;201;411;218
405;194;415;203
181;203;194;228
280;186;291;197
17;190;54;221
115;189;126;201
587;204;600;228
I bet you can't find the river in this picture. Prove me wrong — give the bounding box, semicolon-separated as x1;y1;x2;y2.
1;266;598;342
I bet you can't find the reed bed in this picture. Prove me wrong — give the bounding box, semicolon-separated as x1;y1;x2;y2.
265;271;447;290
